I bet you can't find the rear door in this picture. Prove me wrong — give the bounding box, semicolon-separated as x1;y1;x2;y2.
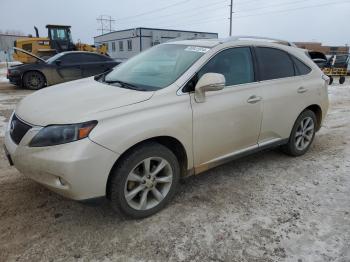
56;53;83;81
254;47;307;144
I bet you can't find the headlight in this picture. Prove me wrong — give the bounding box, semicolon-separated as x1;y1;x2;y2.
29;121;97;147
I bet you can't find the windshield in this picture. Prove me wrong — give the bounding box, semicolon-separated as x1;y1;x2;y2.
50;28;71;42
103;44;210;91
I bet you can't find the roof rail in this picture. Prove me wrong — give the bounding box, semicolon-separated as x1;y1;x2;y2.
224;35;296;47
165;36;218;43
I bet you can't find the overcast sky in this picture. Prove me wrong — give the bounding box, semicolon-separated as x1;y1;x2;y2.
0;0;349;46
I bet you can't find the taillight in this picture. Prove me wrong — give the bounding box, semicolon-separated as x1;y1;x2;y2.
322;74;330;85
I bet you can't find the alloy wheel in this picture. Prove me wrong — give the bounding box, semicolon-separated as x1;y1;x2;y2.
294;116;314;151
124;157;173;211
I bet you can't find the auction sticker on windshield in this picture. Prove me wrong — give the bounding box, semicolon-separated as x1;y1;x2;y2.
184;46;210;53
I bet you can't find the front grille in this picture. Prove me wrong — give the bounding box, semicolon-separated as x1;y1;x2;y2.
10;114;32;145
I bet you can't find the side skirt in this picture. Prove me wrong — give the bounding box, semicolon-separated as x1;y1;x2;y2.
192;138;289;175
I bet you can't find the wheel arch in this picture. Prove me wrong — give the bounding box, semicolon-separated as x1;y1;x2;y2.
304;104;323;131
106;136;189;199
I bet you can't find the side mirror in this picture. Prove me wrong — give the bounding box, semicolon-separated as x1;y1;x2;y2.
194;73;225;103
55;59;62;66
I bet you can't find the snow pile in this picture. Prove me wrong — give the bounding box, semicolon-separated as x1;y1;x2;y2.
0;62;21;83
0;66;8;83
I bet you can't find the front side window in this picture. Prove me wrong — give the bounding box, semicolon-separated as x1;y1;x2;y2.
198;47;254;87
256;47;295;81
60;54;82;64
119;41;124;51
103;44;209;91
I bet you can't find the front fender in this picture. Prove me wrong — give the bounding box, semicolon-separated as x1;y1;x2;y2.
89;92;194;170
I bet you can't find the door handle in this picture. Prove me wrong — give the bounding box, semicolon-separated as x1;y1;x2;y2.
247;95;262;104
297;87;308;93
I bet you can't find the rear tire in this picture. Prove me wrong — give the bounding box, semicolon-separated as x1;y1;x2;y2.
23;71;46;90
282;110;317;157
109;142;180;218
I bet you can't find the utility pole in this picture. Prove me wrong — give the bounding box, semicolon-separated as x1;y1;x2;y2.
97;15;115;35
229;0;233;36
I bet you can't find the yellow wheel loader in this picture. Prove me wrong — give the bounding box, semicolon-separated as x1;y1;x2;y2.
13;25;108;63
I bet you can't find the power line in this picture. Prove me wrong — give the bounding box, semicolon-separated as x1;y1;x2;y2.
238;0;333;12
116;0;192;21
233;0;350;19
116;0;263;25
117;0;228;25
161;0;349;29
163;16;227;28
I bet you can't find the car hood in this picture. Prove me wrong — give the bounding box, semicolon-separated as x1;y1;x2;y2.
15;77;154;126
13;47;47;63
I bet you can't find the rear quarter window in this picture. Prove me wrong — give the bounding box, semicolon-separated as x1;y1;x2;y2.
291;56;312;76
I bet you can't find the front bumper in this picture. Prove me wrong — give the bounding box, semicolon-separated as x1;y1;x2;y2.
4;120;119;200
7;74;21;86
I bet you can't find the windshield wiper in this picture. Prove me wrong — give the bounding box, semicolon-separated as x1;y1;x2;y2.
104;80;147;91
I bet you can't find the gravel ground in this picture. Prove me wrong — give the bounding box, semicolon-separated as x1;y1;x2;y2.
0;79;349;262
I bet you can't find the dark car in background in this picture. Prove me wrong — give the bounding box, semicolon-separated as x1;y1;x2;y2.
7;50;119;90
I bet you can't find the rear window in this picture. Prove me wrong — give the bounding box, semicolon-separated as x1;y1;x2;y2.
80;54;103;63
256;47;295;81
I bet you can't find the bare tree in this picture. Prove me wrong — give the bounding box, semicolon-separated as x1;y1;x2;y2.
2;29;25;36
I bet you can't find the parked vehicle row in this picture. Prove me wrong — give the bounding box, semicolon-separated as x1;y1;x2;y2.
7;50;119;90
308;51;349;85
4;37;329;218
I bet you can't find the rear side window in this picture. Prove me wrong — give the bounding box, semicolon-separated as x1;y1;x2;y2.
98;55;113;62
198;47;255;87
80;54;102;63
256;47;295;81
291;56;312;76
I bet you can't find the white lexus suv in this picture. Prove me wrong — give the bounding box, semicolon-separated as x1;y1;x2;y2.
4;36;329;218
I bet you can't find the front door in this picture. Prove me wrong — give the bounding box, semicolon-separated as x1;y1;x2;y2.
190;47;263;172
56;53;83;82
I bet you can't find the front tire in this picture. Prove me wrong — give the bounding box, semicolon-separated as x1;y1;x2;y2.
23;71;46;90
282;110;317;156
109;142;180;218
